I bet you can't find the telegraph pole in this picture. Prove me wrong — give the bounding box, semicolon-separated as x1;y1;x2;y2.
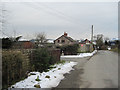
91;25;93;42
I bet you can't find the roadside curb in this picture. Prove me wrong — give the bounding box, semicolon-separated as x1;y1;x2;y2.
87;50;98;60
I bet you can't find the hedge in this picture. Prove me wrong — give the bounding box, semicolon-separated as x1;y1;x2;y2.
57;44;79;55
30;48;56;72
2;50;29;89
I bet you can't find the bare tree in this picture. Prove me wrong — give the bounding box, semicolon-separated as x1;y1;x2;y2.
96;34;104;49
35;32;46;47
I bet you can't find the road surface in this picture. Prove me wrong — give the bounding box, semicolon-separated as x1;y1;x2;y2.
53;50;118;88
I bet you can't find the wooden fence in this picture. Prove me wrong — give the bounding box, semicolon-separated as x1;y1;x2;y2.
2;48;61;89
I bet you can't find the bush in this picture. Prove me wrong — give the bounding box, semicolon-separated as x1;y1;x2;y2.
45;75;50;78
31;48;56;72
56;60;66;65
2;38;13;49
34;84;41;88
110;47;120;53
35;76;41;81
57;44;79;55
100;45;108;50
49;55;56;65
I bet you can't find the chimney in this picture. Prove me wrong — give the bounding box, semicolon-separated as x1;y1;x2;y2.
64;32;68;36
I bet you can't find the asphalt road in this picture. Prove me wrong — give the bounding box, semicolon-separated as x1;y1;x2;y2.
53;50;118;89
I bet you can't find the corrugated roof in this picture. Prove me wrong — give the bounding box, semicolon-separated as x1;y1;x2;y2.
79;39;92;44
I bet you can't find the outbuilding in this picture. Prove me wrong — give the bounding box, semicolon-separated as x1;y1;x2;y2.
79;39;94;53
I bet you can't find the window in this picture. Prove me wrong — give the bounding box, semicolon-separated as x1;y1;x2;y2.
62;40;65;43
58;40;60;43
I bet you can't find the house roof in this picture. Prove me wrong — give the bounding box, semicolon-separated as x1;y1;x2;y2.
19;38;30;41
64;36;75;42
55;35;75;42
79;39;92;44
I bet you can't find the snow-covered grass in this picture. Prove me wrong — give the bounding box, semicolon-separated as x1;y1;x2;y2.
61;50;97;58
11;61;77;88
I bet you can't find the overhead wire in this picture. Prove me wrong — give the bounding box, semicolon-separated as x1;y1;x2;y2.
22;2;80;26
36;2;77;23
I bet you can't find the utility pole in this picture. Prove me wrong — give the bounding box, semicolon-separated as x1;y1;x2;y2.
91;25;93;42
1;3;9;37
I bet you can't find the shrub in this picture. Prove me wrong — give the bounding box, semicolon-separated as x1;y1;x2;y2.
35;76;41;81
34;84;41;88
31;48;56;72
101;45;108;50
45;75;50;78
2;38;13;49
58;68;61;70
57;44;79;55
49;55;56;65
56;60;66;65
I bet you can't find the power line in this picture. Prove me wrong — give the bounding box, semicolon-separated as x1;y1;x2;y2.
36;2;77;22
22;2;80;26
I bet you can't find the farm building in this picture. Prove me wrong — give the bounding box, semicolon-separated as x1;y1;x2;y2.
78;39;94;53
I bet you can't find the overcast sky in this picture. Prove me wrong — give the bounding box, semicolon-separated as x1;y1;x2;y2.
2;1;118;40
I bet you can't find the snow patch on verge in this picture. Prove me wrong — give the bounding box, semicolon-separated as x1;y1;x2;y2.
11;61;77;88
61;50;97;58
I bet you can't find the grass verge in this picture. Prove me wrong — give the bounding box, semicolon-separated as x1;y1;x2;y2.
110;47;120;53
